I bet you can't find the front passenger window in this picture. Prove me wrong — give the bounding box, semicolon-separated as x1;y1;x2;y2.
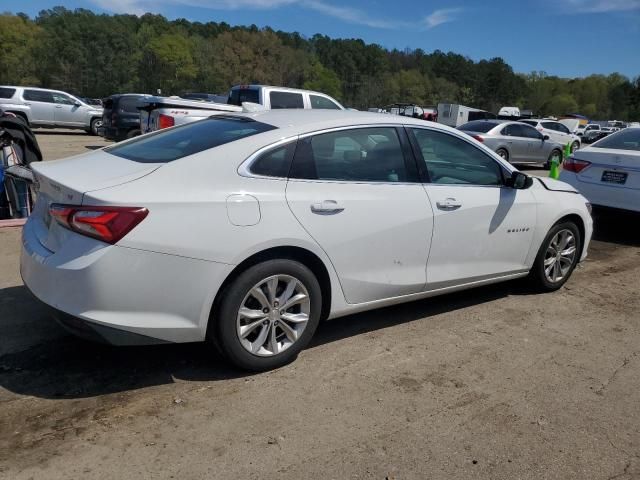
411;128;503;186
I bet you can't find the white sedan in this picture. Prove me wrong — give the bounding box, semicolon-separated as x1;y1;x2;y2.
560;127;640;212
21;110;593;370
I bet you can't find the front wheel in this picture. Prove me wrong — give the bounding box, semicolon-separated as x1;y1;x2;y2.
529;221;581;291
89;118;102;136
211;259;322;371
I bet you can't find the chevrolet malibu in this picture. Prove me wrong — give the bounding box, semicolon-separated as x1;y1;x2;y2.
21;110;593;371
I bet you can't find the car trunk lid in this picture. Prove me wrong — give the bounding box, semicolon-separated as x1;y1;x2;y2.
573;148;640;191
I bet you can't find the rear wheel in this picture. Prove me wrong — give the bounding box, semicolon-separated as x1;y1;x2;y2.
571;141;579;153
545;149;563;168
529;221;581;291
496;148;509;161
211;259;322;371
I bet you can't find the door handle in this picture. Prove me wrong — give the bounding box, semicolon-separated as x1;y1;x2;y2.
310;200;344;215
436;198;462;210
55;105;62;109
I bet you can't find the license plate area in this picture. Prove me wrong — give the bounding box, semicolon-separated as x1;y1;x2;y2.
601;170;627;184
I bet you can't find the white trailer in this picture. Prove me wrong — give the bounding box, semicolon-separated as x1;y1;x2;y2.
437;103;492;127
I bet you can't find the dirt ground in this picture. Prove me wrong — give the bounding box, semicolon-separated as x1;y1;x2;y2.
1;132;639;480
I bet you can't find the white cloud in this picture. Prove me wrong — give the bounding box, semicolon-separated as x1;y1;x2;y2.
90;0;464;30
560;0;640;12
422;7;462;29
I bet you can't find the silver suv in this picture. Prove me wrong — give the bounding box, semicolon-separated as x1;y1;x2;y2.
0;86;103;135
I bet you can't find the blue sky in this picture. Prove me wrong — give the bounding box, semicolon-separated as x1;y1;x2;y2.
3;0;639;78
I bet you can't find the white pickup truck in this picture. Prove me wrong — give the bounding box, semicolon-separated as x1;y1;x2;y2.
140;85;344;133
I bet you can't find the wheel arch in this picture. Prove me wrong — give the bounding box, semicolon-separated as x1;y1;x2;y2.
206;245;333;338
555;213;586;256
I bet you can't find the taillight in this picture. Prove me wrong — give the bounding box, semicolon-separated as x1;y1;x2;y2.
563;156;591;173
49;204;148;244
471;135;484;143
158;114;175;129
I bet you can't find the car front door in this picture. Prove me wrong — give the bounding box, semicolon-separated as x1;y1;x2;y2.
522;124;553;162
285;126;434;304
52;93;84;126
408;127;536;287
22;89;55;125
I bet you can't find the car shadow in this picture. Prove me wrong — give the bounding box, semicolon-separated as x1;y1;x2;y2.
33;130;90;136
592;208;640;247
84;145;105;150
0;280;530;400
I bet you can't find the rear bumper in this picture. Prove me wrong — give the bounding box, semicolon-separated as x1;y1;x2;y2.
560;172;640;213
20;217;233;344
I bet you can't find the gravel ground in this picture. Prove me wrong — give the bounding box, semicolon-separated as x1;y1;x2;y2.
0;132;639;480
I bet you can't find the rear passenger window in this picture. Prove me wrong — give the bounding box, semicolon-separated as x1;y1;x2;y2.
23;90;54;103
411;128;503;186
249;142;296;178
0;87;16;99
269;91;304;109
290;127;410;183
309;95;341;110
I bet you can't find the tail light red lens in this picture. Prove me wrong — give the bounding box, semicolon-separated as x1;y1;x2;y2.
158;114;175;129
49;204;148;244
563;156;591;173
471;135;484;143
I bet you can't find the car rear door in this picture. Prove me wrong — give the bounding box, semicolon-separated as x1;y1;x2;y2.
22;89;55;125
408;127;536;286
285;126;433;304
500;124;529;161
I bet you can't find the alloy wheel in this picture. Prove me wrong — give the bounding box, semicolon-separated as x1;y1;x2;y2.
543;229;577;283
236;274;311;357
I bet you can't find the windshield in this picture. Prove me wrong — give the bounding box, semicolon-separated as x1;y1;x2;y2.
592;129;640;151
106;116;277;163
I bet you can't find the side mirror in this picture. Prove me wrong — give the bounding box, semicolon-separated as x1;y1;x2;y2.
506;171;533;189
543;134;550;141
74;101;81;106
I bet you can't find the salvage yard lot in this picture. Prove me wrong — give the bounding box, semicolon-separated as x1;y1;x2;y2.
1;132;639;479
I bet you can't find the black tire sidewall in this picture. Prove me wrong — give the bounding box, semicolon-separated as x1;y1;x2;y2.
213;259;322;371
531;221;581;291
497;148;509;161
90;118;101;135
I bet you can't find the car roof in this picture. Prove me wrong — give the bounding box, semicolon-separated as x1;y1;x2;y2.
227;109;455;135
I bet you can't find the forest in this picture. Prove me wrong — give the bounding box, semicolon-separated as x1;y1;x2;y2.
1;7;639;120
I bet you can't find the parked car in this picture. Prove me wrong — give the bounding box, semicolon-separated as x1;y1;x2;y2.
560;127;640;212
81;97;104;107
384;103;438;121
519;119;581;152
140;85;344;133
101;94;151;142
582;128;611;144
582;124;601;136
0;86;103;134
458;120;564;166
559;118;584;134
21;110;592;371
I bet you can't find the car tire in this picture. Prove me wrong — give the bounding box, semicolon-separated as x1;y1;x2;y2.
496;148;509;161
126;129;141;139
545;149;563;168
210;259;322;371
89;118;102;136
529;221;581;292
571;141;579;153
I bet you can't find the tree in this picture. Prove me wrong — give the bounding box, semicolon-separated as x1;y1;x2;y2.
0;14;40;85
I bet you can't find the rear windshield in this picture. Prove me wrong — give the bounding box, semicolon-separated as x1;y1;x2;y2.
458;121;497;133
0;87;16;99
228;88;260;106
592;129;640;151
106;116;277;163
